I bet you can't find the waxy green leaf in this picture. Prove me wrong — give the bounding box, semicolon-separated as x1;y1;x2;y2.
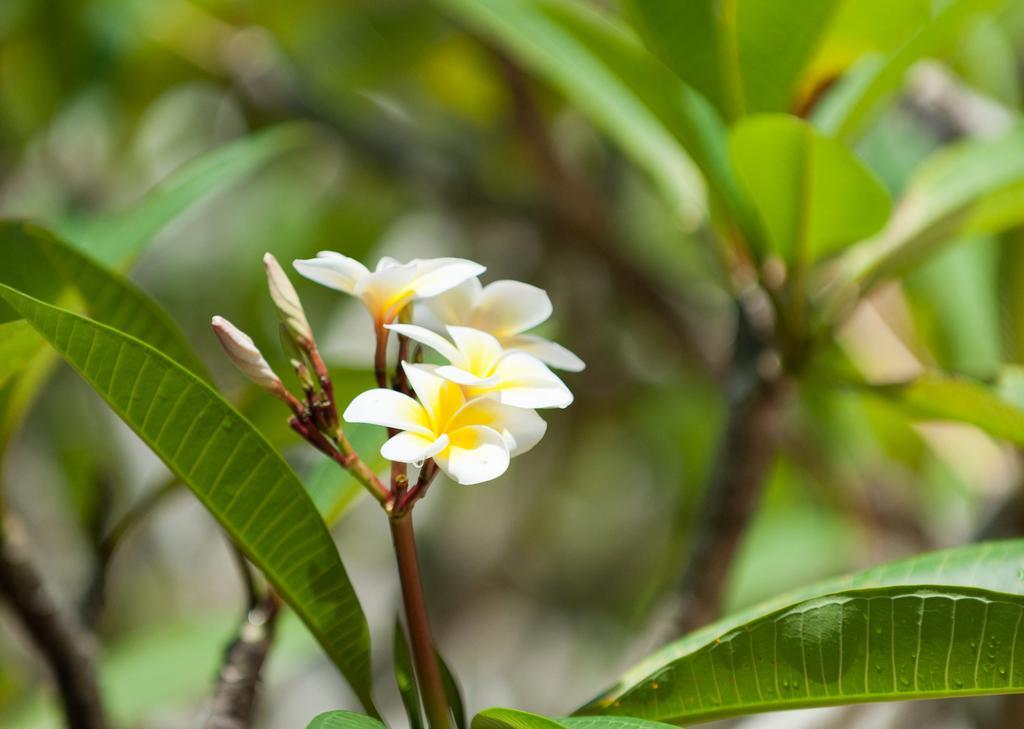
587;584;1024;724
594;540;1024;696
623;0;842;118
307;711;387;729
729;115;890;265
0;285;379;716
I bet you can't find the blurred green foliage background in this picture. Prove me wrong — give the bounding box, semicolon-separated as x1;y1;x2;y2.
3;1;1024;727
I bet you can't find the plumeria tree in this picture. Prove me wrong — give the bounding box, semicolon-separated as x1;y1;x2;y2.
4;2;1024;729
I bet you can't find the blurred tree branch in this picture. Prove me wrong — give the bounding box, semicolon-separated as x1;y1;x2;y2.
673;301;790;634
0;513;109;729
204;591;281;729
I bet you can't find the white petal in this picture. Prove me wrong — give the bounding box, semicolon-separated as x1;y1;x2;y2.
342;389;432;435
478;352;573;409
472;280;553;337
358;262;419;319
423;277;481;327
402;363;466;429
293;252;369;295
381;432;449;463
387;323;462;364
447;326;503;373
435;365;497;387
434;425;510;485
503;334;586;372
447;397;547;456
408;258;486;299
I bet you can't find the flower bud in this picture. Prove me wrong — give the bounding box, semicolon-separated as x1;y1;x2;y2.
264;252;313;345
211;316;282;391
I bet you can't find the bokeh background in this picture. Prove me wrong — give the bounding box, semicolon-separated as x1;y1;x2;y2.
3;1;1024;727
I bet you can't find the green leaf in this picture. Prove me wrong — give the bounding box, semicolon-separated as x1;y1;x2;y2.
394;619;425;729
813;0;1003;141
623;0;842;118
0;285;379;716
0;321;40;389
58;125;312;267
473;708;568;729
435;0;705;225
472;710;675;729
439;649;468;729
306;711;388;729
585;584;1024;724
729;115;890;264
0;221;211;448
590;540;1024;707
870;371;1024;445
834;124;1024;289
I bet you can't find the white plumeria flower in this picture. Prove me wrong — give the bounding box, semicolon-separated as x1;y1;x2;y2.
386;323;573;409
425;278;584;372
293;251;485;325
344;364;546;485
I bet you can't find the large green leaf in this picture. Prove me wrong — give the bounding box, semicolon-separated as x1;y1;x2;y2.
585;584;1024;724
307;712;387;729
729;115;890;265
0;285;379;715
58;124;312;267
813;0;1004;141
623;0;842;118
0;221;211;447
435;0;705;225
831;124;1024;291
590;540;1024;706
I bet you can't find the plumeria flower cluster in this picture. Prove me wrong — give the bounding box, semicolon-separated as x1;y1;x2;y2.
212;249;581;514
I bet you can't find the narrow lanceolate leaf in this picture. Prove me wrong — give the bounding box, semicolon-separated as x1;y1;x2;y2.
438;649;468;729
813;0;1003;141
306;711;387;729
59;124;312;267
832;124;1024;292
435;0;705;225
590;540;1024;706
868;372;1024;446
0;220;210;448
394;619;425;729
0;286;378;716
729;115;890;265
623;0;842;118
472;709;675;729
584;585;1024;724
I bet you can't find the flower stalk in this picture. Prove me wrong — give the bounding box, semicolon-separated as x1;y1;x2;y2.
389;512;450;729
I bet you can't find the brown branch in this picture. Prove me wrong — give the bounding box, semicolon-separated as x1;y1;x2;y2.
204;591;281;729
674;304;791;635
0;514;109;729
